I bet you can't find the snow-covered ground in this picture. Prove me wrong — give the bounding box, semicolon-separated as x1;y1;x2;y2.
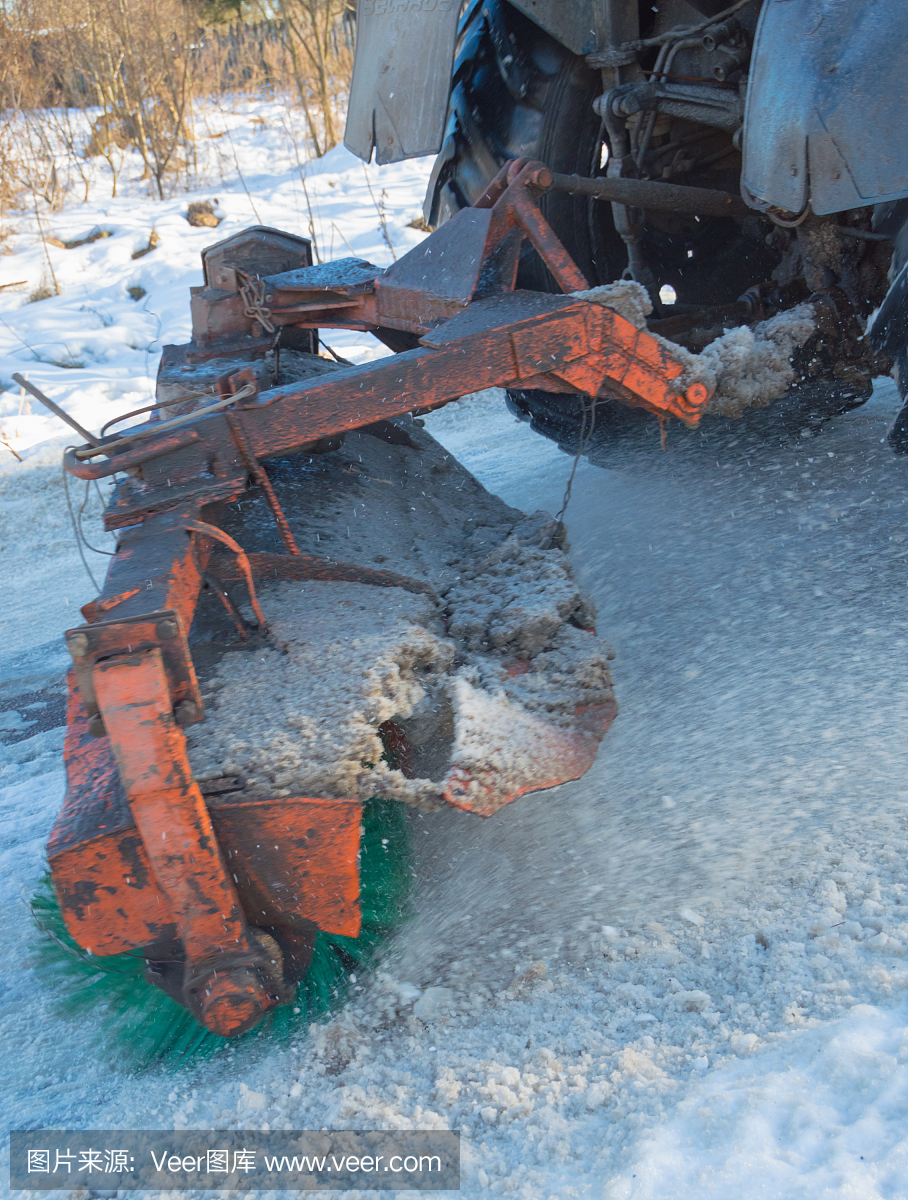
3;93;908;1198
0;96;428;456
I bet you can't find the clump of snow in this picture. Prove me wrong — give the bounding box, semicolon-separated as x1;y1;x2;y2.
673;303;818;418
575;284;816;418
440;672;606;815
573;280;652;329
412;985;455;1020
443;511;595;657
186;581;452;808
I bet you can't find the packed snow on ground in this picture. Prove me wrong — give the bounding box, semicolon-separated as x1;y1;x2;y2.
3;92;908;1199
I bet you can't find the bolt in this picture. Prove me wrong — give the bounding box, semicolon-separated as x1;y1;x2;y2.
196;968;271;1037
156;618;178;640
174;699;199;728
66;632;90;658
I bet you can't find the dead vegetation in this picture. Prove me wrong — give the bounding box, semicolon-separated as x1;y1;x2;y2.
43;229;112;250
186;201;222;228
0;0;354;219
131;228;160;260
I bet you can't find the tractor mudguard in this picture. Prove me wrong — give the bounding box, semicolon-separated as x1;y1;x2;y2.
344;0;622;164
344;0;461;164
505;1;610;56
742;0;908;217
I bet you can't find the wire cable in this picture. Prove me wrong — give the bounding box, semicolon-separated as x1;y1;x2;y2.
61;453;101;590
555;397;599;534
77;479;114;556
628;0;756;50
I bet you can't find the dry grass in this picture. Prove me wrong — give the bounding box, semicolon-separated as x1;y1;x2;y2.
0;0;353;221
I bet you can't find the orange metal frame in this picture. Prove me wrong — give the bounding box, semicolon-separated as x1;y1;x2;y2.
49;160;713;1035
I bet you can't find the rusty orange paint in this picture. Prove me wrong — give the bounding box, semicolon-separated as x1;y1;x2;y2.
442;698;618;818
201;971;268;1037
482;158;590;294
51;793;362;955
207;795;361;939
183;518;268;627
80;587;143;622
85;507;215;627
51;794;363;955
51;833;177;954
51;666;361;954
92;648;248;962
51;678;178;952
66;610;204;733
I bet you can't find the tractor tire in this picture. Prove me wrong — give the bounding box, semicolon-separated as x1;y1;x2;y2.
871;199;908;452
424;0;624;291
422;0;781;445
425;1;778;302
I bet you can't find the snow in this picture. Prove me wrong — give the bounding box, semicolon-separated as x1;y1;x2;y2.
682;303;819;418
605;1001;908;1198
186;578;453;805
573;281;652;330
182;421;611;815
0;96;431;465
2;91;908;1199
574;281;818;418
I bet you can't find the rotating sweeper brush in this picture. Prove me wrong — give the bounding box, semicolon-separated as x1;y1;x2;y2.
33;160;714;1053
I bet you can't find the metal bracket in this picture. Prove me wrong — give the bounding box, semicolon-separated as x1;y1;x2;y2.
65;609;204;737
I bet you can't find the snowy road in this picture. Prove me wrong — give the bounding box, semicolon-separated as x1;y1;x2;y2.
415;381;908;978
2;107;908;1197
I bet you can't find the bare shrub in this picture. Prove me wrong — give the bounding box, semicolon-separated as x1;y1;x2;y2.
27;279;54;303
272;0;353;155
0;0;354;212
66;0;199;198
190;5;353;157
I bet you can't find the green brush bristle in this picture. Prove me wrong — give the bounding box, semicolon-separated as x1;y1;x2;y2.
30;797;412;1071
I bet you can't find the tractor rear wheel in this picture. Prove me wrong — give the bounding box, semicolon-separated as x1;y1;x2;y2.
423;0;845;445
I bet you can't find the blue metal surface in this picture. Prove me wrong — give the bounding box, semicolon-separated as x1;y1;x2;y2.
742;0;908;216
263;259;381;294
507;0;609;55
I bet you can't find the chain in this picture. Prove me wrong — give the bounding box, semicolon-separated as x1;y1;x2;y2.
554;396;599;536
239;274;275;334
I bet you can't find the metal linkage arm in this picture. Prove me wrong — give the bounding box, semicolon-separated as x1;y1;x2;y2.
68;291;709;530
